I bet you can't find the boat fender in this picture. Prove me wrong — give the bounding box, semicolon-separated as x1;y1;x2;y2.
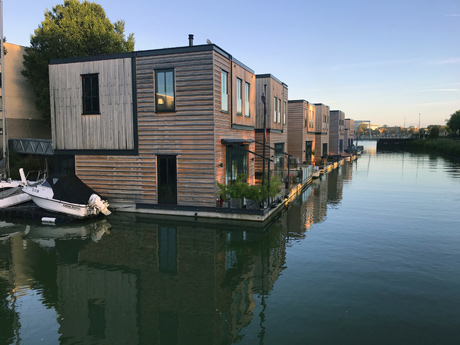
42;217;57;224
88;194;112;216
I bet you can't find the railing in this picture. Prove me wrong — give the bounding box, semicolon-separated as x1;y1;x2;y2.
8;138;54;156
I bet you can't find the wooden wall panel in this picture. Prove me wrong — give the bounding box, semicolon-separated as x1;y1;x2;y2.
49;58;134;150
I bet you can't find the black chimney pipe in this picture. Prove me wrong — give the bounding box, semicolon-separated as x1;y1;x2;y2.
188;34;194;46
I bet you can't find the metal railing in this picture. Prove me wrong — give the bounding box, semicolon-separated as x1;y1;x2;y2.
8;138;54;155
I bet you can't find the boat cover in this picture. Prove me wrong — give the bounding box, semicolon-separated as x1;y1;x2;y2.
49;175;99;205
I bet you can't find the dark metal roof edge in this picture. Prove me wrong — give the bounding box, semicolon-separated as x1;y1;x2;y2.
256;73;286;87
288;99;312;104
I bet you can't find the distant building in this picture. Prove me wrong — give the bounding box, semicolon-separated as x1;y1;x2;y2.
1;42;49;147
287;100;316;164
313;103;330;161
329;110;345;155
255;74;288;180
344;118;354;150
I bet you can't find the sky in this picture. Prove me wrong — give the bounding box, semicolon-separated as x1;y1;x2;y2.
3;0;460;128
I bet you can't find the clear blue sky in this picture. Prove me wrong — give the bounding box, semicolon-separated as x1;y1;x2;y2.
4;0;460;128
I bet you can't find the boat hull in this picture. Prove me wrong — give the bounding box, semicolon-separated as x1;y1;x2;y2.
29;194;96;218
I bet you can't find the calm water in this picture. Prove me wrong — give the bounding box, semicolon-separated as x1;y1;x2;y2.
1;141;460;345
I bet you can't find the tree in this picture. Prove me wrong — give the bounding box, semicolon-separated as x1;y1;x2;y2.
428;125;440;138
446;110;460;136
22;0;135;122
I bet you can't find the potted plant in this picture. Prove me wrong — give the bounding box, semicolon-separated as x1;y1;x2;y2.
228;174;248;209
245;184;262;210
216;181;230;208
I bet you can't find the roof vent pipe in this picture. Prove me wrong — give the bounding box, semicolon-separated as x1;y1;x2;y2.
188;34;194;46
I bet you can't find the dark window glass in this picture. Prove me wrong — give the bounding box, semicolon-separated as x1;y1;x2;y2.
274;143;284;175
82;74;100;114
159;226;177;273
226;145;248;184
156;69;175;112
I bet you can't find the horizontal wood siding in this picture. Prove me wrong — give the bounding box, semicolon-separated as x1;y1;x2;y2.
287;102;305;162
49;58;134;150
214;51;255;185
76;50;217;207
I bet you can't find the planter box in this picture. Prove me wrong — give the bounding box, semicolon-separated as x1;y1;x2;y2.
246;199;260;210
230;198;243;209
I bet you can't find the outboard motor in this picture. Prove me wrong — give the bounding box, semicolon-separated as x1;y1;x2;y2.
88;194;111;216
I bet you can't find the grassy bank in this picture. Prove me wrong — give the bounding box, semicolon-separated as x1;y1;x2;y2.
406;138;460;159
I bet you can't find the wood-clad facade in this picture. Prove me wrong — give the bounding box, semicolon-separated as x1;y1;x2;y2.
329;110;345;155
313;103;330;162
287;100;316;164
49;44;256;208
254;74;288;179
344;118;354;151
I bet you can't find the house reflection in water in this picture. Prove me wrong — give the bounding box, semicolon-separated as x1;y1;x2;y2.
54;215;287;344
0;162;354;344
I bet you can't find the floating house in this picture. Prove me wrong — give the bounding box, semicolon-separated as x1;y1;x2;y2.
313;103;330;162
254;74;289;181
287;100;316;164
329;110;345;155
49;37;258;210
344;118;355;151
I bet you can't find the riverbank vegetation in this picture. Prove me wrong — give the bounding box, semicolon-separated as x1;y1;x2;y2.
406;138;460;158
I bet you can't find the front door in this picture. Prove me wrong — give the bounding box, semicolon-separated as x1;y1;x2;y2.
305;141;313;162
157;155;177;205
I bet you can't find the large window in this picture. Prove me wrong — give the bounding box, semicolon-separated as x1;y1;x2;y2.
221;70;228;112
155;69;175;112
226;145;248;184
82;74;100;115
236;78;242;115
244;82;250;117
274;143;284;177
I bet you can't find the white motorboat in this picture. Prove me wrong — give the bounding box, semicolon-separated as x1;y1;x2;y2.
0;178;32;208
20;170;111;219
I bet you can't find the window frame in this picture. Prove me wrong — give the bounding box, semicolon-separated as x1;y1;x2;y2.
155;69;176;113
244;82;250;117
236;78;242;115
221;70;229;112
81;73;100;115
273;97;277;124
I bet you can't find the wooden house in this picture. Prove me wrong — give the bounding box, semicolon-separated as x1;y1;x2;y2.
287;100;316;164
49;40;257;209
254;74;288;181
344;118;355;151
313;103;330;161
329;110;345;155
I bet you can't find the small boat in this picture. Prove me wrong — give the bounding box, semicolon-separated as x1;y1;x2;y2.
20;170;111;219
0;178;32;208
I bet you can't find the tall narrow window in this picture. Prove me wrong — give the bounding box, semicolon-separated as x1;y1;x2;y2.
278;99;281;123
244;82;250;117
221;70;228;112
82;74;100;114
283;101;287;124
274;97;277;124
304;109;308;127
236;78;242;115
309;109;314;128
155;69;175;112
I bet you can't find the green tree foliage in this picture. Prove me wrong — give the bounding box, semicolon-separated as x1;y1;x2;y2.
22;0;135;122
446;110;460;135
428;125;440;138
